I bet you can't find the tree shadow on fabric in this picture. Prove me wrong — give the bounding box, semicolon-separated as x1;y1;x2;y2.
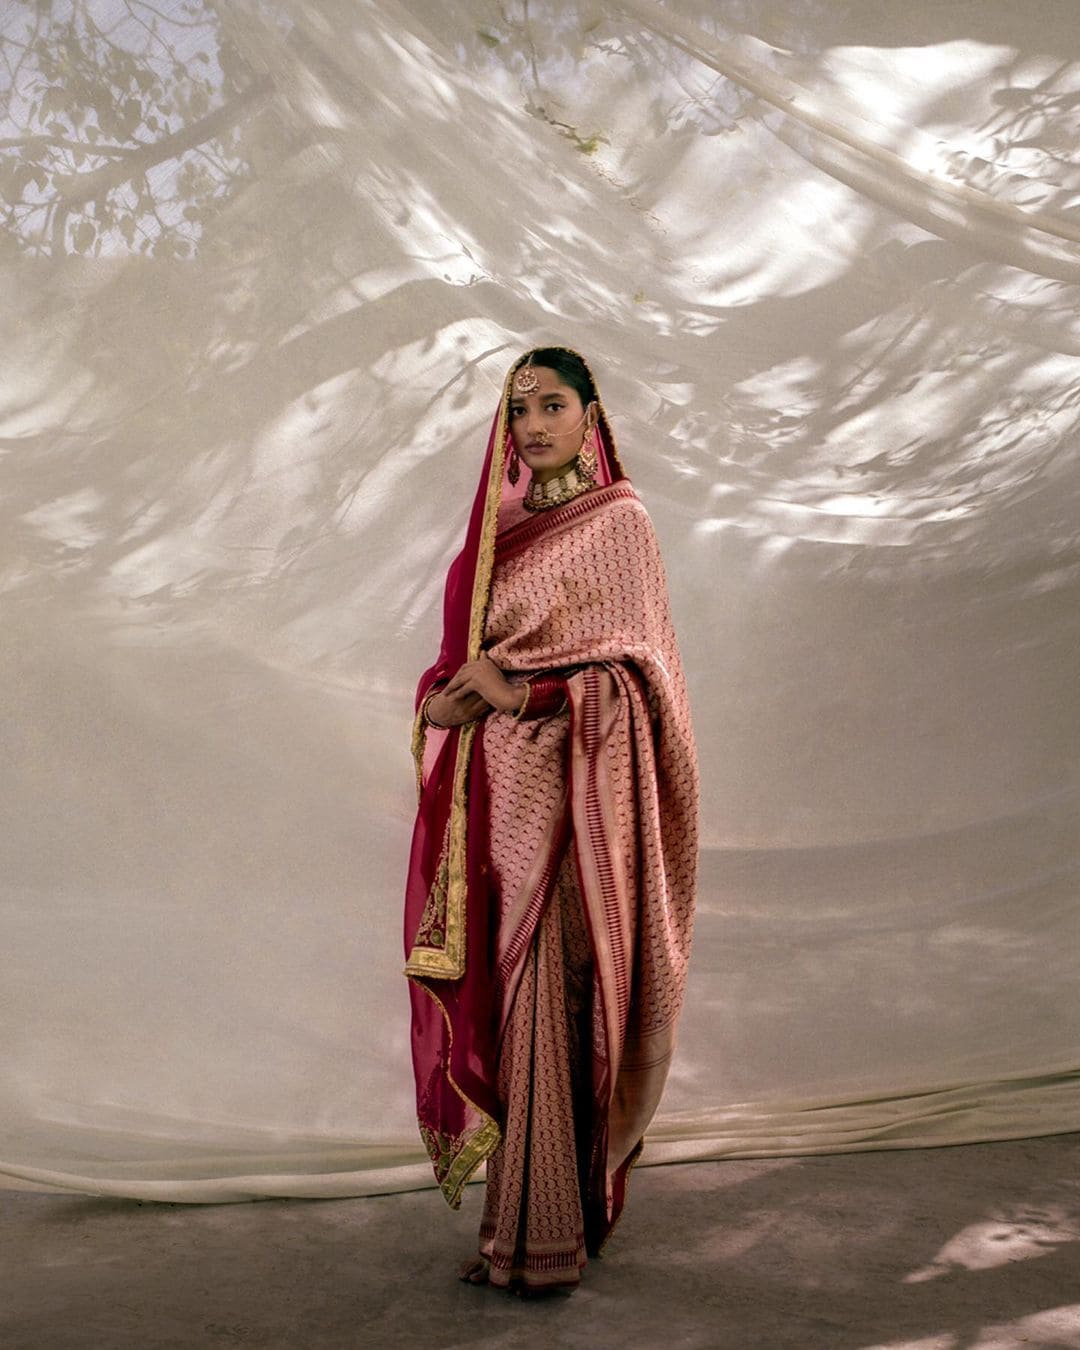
697;0;1080;60
2;0;1080;1277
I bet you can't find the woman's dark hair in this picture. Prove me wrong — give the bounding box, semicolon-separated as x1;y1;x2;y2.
514;348;597;408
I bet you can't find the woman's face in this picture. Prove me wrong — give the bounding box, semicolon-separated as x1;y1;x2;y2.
509;366;597;485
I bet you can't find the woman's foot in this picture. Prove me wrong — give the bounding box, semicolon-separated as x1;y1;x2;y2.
457;1256;490;1285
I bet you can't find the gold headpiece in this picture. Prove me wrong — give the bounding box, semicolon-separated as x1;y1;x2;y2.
512;354;539;395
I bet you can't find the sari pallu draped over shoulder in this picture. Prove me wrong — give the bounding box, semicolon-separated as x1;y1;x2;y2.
403;349;699;1250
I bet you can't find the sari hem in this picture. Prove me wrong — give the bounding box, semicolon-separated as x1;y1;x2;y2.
405;975;502;1209
480;1228;588;1290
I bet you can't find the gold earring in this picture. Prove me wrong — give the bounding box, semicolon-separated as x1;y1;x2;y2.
577;427;598;481
507;445;521;486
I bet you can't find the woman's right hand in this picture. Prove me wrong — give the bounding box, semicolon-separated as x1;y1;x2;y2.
425;687;489;728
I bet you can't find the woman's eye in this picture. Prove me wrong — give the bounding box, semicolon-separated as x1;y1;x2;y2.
546;403;564;412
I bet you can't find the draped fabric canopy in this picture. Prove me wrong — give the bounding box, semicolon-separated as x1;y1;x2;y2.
2;0;1079;1201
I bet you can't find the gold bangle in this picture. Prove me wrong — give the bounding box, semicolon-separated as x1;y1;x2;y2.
511;683;531;720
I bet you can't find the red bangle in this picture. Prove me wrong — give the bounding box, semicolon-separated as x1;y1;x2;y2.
511;676;566;720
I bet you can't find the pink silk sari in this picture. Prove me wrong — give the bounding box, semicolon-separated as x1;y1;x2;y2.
403;349;699;1273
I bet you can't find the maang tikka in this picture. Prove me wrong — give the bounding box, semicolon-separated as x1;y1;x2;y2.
513;355;539;395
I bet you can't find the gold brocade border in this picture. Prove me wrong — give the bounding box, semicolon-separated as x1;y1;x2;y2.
404;719;473;979
444;1116;501;1208
466;364;514;661
406;974;502;1208
410;702;427;803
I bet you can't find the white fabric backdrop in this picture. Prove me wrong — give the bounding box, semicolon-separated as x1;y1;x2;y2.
2;0;1079;1201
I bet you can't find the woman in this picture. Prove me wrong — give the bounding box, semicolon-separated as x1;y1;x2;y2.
403;346;699;1294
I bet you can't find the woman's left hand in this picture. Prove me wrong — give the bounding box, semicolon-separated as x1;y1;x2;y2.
442;653;525;716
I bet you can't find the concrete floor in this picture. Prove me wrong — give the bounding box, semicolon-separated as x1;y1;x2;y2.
4;1133;1080;1349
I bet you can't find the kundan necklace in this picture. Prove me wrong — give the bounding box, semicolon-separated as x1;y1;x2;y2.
523;457;594;513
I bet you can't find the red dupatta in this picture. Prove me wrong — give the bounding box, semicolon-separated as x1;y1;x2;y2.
403;349;697;1241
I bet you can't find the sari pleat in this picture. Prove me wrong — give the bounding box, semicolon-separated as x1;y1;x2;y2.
479;850;593;1290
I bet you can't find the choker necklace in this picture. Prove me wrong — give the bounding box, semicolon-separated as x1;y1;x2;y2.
523;457;594;513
